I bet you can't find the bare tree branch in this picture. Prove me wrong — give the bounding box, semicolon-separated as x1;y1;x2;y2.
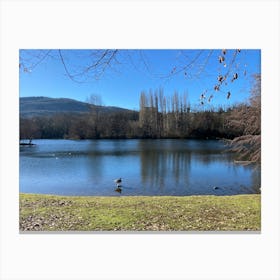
58;49;79;82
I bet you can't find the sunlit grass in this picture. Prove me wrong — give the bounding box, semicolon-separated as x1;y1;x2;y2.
19;193;261;231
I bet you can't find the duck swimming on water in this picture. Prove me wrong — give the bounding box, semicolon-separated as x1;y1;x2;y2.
114;178;122;187
114;178;122;193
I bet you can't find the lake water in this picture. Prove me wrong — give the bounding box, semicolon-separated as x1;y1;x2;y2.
20;139;261;196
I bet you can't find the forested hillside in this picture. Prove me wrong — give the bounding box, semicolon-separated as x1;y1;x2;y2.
20;92;243;140
20;96;131;118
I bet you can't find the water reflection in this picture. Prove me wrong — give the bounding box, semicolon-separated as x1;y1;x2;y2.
86;141;103;181
19;139;261;196
138;140;191;193
251;167;261;194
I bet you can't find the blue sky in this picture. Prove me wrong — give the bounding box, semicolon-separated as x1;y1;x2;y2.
19;49;260;110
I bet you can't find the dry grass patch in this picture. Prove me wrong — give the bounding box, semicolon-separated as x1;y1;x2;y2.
19;193;261;232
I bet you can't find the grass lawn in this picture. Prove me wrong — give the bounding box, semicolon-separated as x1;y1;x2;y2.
19;193;261;232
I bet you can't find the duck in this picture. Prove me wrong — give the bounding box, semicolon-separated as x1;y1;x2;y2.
114;178;122;187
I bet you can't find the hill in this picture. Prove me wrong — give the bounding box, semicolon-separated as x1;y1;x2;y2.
20;96;132;118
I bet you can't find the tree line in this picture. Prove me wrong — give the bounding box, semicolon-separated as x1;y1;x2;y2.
20;91;243;141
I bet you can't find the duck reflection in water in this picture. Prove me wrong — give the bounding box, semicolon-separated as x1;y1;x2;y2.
115;186;122;193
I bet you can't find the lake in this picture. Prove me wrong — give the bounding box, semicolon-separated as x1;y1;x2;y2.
19;139;261;196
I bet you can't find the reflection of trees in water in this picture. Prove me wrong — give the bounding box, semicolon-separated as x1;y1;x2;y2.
183;140;231;166
224;162;261;193
251;167;261;193
138;139;261;195
85;141;103;180
139;142;191;191
192;152;230;166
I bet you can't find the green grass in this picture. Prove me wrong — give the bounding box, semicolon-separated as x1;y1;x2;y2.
19;193;261;231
